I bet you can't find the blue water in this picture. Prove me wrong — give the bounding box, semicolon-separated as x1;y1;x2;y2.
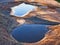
11;24;49;43
0;0;14;3
11;3;35;17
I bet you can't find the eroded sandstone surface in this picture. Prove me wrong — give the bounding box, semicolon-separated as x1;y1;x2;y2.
0;0;60;45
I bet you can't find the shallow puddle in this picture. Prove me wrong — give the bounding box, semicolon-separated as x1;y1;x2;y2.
11;24;49;43
10;3;36;17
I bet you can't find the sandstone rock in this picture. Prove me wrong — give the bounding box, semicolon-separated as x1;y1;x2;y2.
0;0;60;45
0;13;22;45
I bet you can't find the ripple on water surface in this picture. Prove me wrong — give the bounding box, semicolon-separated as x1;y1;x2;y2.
11;24;49;43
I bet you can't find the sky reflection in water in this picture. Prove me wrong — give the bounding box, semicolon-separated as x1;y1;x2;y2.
11;24;49;43
11;3;35;17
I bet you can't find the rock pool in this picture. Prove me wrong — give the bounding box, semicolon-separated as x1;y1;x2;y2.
11;24;49;43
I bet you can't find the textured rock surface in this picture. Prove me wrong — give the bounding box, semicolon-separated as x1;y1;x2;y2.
23;25;60;45
0;6;60;45
0;13;22;45
0;0;60;45
36;24;60;45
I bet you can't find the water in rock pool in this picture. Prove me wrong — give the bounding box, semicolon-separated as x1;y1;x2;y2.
11;24;49;43
10;3;36;17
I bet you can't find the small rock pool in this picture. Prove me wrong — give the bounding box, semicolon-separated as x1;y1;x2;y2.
11;24;49;43
10;3;36;17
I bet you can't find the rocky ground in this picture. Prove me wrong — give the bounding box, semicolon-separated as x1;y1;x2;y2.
0;13;23;45
0;1;60;45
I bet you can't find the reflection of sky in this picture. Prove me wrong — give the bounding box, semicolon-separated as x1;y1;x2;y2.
11;24;49;43
11;3;35;17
